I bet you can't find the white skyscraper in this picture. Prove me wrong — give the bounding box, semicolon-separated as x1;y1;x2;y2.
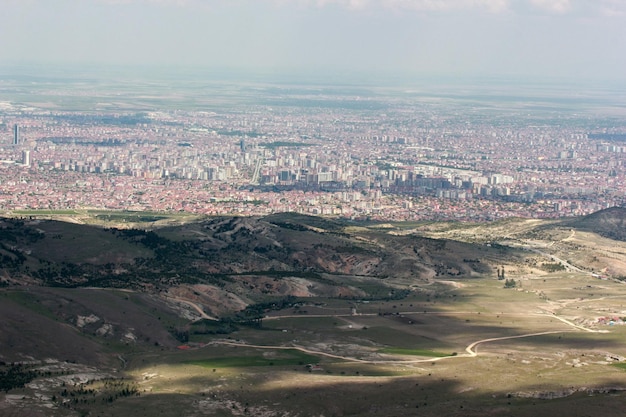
22;150;30;167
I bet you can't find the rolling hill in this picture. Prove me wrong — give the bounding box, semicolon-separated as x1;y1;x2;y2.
3;209;626;417
566;206;626;241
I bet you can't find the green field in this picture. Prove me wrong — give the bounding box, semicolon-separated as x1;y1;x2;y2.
187;349;319;368
8;208;203;226
11;209;80;215
379;347;454;357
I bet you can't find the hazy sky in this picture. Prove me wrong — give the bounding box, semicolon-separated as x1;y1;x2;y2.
2;0;626;82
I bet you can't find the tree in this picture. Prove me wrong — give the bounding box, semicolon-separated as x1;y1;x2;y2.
497;266;506;280
504;278;516;288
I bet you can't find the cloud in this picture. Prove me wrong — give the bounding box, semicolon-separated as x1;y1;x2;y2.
598;0;626;16
88;0;626;17
313;0;370;8
292;0;510;12
95;0;201;5
384;0;509;13
528;0;571;13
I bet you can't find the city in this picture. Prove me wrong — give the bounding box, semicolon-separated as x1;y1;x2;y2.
3;0;626;414
0;77;624;221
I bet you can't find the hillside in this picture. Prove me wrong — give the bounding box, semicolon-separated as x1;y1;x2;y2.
0;212;511;365
0;214;503;291
566;206;626;241
4;211;626;417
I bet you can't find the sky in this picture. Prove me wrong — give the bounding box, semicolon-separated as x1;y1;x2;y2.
1;0;626;83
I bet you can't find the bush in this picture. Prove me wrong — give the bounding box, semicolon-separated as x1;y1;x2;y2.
504;279;517;288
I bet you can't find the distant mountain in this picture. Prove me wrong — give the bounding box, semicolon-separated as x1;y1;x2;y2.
566;206;626;241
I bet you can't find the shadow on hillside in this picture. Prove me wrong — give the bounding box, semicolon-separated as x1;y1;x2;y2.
70;374;626;417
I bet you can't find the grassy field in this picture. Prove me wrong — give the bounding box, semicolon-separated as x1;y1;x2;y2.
11;209;80;215
378;348;454;357
187;349;318;368
7;209;204;228
5;269;626;416
170;270;626;415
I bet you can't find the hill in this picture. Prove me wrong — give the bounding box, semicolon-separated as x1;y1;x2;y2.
0;212;512;365
4;211;626;416
566;206;626;241
0;214;503;291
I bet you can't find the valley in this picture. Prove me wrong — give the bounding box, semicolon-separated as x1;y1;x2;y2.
2;209;626;416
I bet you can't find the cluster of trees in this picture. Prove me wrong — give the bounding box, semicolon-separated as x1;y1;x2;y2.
190;318;238;336
53;377;139;409
540;262;566;272
0;251;26;269
232;296;301;328
503;279;517;288
21;226;233;289
0;363;39;392
0;220;36;271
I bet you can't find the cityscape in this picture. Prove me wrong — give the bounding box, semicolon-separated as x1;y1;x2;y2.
4;0;626;416
0;75;625;221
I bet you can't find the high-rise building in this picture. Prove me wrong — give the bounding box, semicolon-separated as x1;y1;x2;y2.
13;124;19;145
22;150;30;167
240;139;246;153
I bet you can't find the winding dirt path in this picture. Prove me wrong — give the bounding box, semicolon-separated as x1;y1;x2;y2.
212;341;374;363
545;312;598;333
206;306;606;365
463;330;572;357
166;295;218;321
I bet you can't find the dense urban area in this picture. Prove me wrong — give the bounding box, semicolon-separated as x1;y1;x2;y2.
0;77;625;221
